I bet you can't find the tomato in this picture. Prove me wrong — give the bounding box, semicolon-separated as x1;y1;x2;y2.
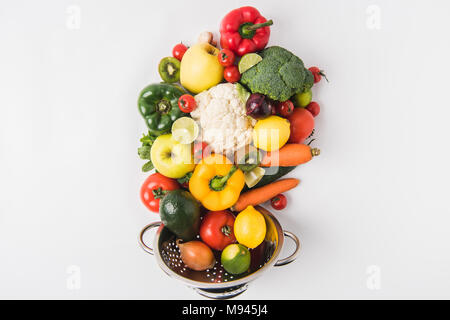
276;100;294;117
199;210;236;251
193;141;212;162
140;173;180;213
287;107;315;144
306;101;320;117
224;65;240;83
172;43;188;61
178;94;197;113
308;66;328;83
271;194;287;210
218;49;235;67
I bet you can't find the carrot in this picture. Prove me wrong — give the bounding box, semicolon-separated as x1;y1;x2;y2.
260;144;320;167
232;178;300;212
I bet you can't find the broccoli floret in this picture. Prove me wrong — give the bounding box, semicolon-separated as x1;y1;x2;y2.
240;46;310;102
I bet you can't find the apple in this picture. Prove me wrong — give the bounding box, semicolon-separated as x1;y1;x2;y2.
180;43;224;94
151;134;195;179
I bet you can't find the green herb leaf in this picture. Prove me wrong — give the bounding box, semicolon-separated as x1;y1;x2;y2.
142;161;154;172
177;172;193;184
138;145;151;160
140;132;157;146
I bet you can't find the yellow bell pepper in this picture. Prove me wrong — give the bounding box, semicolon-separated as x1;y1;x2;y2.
189;154;245;211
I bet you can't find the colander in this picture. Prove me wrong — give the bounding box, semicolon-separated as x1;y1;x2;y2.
139;206;300;299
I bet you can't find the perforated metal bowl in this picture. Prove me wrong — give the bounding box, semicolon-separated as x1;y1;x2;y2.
139;206;300;299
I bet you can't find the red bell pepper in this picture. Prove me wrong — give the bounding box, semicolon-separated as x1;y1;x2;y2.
220;6;273;56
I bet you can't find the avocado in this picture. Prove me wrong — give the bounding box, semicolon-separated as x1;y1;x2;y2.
159;190;201;241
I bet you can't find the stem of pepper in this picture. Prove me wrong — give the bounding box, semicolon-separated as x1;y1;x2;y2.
157;100;171;114
246;20;273;31
239;20;273;39
209;166;238;191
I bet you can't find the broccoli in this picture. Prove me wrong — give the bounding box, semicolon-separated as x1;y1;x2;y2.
240;46;311;102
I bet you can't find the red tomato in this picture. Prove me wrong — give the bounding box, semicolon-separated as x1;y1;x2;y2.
140;173;180;213
218;49;235;67
223;65;240;83
287;108;315;144
271;194;287;210
276;100;294;117
193;141;212;162
178;94;197;113
199;211;236;251
306;101;320;117
172;43;188;61
308;66;328;83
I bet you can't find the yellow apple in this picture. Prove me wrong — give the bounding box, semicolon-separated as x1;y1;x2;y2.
180;43;224;94
151;134;195;179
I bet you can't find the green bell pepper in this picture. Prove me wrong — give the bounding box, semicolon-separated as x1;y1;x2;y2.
138;83;185;136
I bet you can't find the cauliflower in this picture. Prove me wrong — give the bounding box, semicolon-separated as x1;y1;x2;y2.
191;83;256;155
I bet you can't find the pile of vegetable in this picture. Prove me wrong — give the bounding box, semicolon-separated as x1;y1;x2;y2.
137;6;327;276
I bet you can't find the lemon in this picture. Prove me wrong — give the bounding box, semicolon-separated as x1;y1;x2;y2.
234;205;266;249
238;53;262;74
171;117;199;144
244;167;265;188
252;116;290;152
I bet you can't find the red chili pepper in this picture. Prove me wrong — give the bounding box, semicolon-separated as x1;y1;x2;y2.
219;6;273;56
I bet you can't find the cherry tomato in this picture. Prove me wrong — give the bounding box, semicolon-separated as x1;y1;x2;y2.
178;94;197;113
306;101;320;117
193;141;212;162
140;173;180;213
172;43;188;61
287;107;315;144
276;100;295;117
218;49;235;67
199;211;236;251
224;65;240;83
309;66;328;83
271;194;287;210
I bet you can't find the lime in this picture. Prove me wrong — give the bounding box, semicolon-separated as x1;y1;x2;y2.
221;244;251;275
171;117;199;144
244;167;265;188
238;53;262;74
294;89;312;108
235;83;251;104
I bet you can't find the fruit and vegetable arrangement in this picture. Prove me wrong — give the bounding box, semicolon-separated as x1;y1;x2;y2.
138;6;327;276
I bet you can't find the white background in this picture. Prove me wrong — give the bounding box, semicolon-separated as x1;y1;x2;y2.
1;0;450;299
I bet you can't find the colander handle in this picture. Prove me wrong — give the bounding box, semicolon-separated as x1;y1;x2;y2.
275;231;301;267
139;222;162;255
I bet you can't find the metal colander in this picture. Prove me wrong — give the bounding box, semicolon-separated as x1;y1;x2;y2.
139;206;300;299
